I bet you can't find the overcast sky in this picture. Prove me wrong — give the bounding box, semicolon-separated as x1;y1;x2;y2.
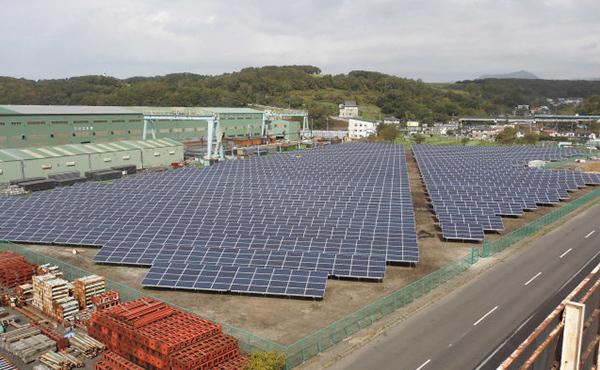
2;0;598;82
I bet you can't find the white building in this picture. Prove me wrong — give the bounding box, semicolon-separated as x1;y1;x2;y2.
348;118;377;138
339;100;359;118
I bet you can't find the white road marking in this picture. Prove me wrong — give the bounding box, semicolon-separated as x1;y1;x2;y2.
474;306;498;326
585;230;596;238
416;359;431;370
560;248;573;259
525;272;542;286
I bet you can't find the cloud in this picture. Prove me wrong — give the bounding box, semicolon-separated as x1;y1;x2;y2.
0;0;599;81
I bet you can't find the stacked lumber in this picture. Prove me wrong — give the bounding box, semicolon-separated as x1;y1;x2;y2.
68;333;105;358
39;351;84;370
32;274;78;324
37;264;63;278
0;251;36;288
88;297;248;370
73;275;106;310
14;283;33;296
0;326;56;363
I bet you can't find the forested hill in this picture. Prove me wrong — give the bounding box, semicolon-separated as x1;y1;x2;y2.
0;66;599;129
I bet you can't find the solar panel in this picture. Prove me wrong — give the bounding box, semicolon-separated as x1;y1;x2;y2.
413;145;600;241
0;142;415;298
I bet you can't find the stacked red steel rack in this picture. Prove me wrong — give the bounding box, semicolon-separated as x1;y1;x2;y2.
88;297;248;370
91;291;121;311
0;251;36;288
94;351;146;370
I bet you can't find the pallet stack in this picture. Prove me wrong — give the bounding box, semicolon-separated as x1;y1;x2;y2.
91;291;121;311
74;275;106;309
31;274;79;324
0;326;56;363
88;297;248;370
0;251;37;288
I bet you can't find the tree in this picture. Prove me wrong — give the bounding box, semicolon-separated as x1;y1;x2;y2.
461;137;470;146
413;133;426;144
495;126;518;145
522;132;540;145
379;125;400;142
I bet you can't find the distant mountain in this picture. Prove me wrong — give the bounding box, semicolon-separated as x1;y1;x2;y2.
479;70;539;80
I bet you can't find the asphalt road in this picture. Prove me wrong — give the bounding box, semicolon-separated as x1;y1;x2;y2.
327;201;600;370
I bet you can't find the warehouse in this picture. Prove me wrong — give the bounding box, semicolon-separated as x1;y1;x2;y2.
0;105;302;149
0;139;183;183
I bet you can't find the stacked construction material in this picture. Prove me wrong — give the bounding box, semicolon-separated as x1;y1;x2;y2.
32;274;79;324
14;283;33;297
69;333;106;358
37;264;63;278
91;291;121;311
0;251;37;288
30;321;70;351
111;164;137;175
74;275;106;309
0;326;56;363
39;350;84;369
85;169;122;181
19;179;56;192
88;297;248;370
47;170;88;187
95;351;146;370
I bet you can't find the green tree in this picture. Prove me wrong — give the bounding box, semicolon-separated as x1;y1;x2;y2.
461;137;470;146
578;95;600;115
522;132;540;145
495;126;518;144
379;125;400;142
413;133;426;144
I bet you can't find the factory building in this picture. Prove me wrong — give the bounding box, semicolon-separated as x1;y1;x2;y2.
0;138;183;183
0;105;280;149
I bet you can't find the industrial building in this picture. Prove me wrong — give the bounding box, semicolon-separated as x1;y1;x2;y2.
0;138;183;183
0;105;304;150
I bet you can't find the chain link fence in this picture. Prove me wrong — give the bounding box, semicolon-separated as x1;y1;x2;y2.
483;187;600;258
284;247;480;368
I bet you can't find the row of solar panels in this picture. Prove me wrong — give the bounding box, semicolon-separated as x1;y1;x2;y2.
413;145;599;241
0;143;418;299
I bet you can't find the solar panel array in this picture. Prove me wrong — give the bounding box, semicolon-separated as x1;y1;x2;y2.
413;145;600;241
0;142;417;299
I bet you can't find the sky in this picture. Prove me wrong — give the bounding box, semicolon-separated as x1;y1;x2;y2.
1;0;599;82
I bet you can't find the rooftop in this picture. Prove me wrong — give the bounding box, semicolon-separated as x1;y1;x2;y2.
0;138;181;162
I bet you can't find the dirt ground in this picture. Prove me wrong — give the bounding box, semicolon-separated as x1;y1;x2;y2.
14;152;600;347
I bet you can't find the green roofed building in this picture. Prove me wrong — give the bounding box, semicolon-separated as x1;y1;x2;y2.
0;138;183;183
0;105;279;149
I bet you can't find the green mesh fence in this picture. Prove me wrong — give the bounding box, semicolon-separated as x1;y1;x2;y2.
0;239;479;368
284;247;480;368
0;240;285;356
483;186;600;258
